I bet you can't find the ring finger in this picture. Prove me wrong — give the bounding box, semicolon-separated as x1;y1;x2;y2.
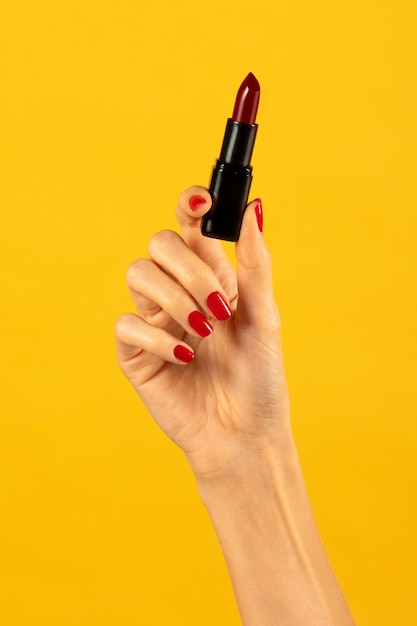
126;258;214;339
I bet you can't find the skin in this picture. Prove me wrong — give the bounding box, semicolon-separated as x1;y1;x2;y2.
115;186;356;625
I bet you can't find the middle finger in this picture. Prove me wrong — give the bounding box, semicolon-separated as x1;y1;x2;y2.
148;230;233;321
127;258;215;339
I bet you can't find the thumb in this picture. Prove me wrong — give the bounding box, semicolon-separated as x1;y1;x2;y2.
235;199;281;334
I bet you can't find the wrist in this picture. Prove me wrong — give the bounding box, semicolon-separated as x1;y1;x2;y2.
192;423;300;505
191;423;355;625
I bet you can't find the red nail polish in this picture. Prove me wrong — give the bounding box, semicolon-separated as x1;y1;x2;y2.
255;198;263;232
189;195;206;211
207;291;232;321
174;345;195;363
188;311;213;337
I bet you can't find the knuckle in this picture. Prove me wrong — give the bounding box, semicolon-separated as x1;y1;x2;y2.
126;258;149;288
148;229;178;257
268;308;282;332
114;312;135;339
177;188;189;208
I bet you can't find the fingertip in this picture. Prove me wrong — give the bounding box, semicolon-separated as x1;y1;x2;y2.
247;198;263;233
236;198;265;260
254;198;263;233
173;344;195;364
177;186;212;221
189;194;207;212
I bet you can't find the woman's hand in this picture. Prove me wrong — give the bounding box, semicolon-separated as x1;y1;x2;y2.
115;187;356;625
115;186;290;479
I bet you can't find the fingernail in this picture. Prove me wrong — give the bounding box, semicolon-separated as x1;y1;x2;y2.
189;195;206;211
207;291;232;321
174;345;195;363
255;198;263;232
188;311;213;337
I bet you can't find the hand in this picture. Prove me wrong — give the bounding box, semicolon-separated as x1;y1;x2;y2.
115;186;290;479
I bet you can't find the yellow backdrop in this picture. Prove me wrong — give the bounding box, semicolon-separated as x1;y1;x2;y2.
1;1;416;624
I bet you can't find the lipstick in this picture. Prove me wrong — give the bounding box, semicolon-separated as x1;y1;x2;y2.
201;72;260;242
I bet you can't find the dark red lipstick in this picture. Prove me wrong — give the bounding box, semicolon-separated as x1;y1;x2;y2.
201;72;260;241
232;72;260;124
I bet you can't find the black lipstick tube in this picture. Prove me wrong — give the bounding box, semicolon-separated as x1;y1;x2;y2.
201;118;258;242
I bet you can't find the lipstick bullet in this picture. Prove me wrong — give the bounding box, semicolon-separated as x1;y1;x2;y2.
201;72;260;242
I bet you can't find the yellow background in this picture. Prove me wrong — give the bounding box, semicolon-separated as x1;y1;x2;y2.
1;1;416;624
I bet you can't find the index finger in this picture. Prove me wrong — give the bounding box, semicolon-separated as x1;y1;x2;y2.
175;186;236;291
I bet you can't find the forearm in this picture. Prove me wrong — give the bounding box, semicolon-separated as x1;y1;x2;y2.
195;428;355;626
